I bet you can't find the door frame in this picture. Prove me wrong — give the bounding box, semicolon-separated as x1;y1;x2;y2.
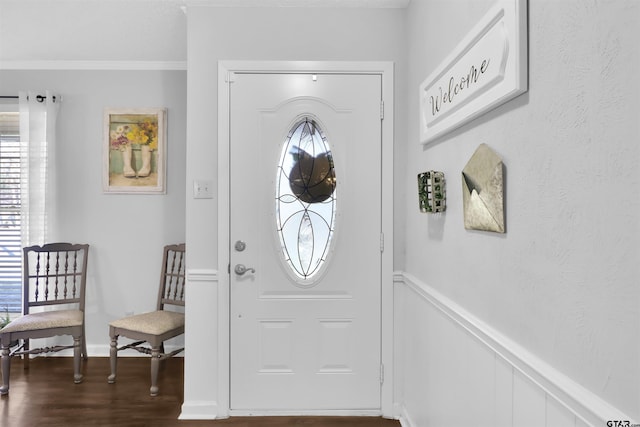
217;61;394;418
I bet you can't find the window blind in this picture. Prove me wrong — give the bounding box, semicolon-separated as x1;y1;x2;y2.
0;112;22;313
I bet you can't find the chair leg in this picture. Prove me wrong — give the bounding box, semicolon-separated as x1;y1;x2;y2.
73;336;83;384
81;324;88;360
159;343;166;373
150;346;160;396
107;336;118;384
0;344;10;395
23;338;29;370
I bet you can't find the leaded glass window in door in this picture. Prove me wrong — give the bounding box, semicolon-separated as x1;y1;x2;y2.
275;118;336;283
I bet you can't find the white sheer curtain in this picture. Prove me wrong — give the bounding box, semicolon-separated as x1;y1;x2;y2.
19;90;60;247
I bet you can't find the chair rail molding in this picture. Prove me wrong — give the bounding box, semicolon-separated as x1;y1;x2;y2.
186;268;218;282
393;270;634;427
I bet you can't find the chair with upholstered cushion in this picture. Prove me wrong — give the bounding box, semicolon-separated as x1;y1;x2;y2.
107;243;185;396
0;243;90;395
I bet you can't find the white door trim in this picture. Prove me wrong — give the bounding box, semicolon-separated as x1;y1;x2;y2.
217;60;394;418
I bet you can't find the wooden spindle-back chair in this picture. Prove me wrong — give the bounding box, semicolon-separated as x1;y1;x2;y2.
0;243;90;395
107;243;186;396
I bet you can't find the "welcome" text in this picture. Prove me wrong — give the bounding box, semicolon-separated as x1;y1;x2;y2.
429;59;490;116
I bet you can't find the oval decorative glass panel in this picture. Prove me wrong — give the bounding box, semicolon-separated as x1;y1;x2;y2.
276;118;337;283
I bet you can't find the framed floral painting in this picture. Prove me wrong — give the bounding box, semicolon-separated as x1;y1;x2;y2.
103;108;167;194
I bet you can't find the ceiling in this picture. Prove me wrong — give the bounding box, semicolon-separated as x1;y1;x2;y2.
0;0;411;65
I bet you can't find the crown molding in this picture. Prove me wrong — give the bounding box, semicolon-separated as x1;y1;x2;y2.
184;0;410;8
6;0;410;6
0;60;187;71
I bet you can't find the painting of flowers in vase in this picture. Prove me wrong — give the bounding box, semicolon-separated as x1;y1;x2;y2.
103;108;166;194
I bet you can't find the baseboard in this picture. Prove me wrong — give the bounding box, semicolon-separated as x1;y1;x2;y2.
228;409;382;417
395;404;415;427
395;271;634;426
179;400;220;420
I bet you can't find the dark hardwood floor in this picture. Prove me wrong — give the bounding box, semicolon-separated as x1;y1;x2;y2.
0;357;400;427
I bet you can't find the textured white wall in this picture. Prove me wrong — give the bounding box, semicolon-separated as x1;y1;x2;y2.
403;0;639;420
184;5;407;415
3;0;637;421
0;0;187;63
0;69;187;354
185;5;407;267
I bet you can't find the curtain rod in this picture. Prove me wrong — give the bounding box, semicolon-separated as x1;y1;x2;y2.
0;95;57;102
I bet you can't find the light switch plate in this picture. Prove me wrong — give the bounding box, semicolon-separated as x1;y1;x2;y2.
193;180;213;199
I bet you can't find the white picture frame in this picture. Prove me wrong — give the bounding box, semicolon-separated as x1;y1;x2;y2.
103;107;167;194
419;0;528;145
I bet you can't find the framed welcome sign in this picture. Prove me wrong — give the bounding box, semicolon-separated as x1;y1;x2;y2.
419;0;528;145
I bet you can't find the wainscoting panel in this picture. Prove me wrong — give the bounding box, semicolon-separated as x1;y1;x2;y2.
393;272;632;427
513;372;547;427
495;355;513;427
547;393;579;427
180;268;219;420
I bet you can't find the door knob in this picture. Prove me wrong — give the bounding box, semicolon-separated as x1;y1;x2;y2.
234;264;256;275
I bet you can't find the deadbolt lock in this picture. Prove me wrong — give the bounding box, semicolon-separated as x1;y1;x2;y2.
234;240;246;252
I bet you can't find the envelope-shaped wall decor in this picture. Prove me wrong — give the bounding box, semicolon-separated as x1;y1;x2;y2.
461;144;505;233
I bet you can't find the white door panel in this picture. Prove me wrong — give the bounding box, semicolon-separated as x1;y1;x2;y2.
230;73;382;411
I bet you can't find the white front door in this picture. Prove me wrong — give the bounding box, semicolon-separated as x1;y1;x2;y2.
229;72;382;411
